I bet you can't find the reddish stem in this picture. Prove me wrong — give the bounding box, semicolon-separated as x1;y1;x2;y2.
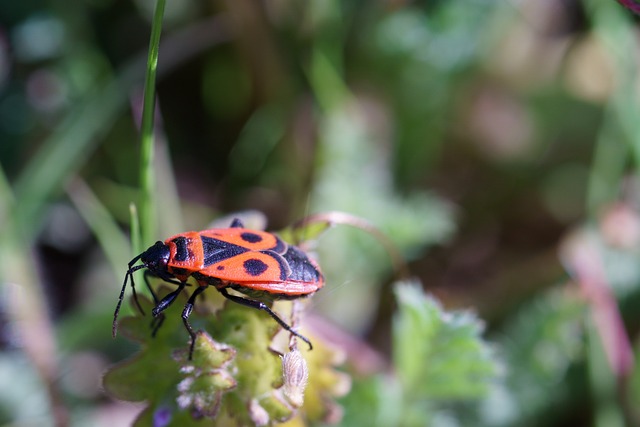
617;0;640;14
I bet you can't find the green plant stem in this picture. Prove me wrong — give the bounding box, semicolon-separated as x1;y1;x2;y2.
139;0;166;246
130;203;141;259
586;106;628;215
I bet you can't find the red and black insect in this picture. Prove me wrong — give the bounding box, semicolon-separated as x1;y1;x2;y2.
112;218;324;356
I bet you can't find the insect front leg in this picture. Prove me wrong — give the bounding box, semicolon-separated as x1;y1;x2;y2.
144;270;183;335
151;281;186;319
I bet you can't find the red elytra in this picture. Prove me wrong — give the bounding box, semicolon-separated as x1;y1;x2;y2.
112;218;324;357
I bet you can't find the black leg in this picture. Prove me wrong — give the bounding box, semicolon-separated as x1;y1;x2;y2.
112;264;145;338
144;270;184;301
150;314;165;337
143;270;160;305
183;286;207;359
144;270;164;335
129;270;145;316
152;282;186;317
144;270;186;335
219;288;313;350
230;218;244;228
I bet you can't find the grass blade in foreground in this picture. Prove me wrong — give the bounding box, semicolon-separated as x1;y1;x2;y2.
138;0;166;245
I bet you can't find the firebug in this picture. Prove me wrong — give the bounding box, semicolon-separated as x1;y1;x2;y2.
112;218;324;356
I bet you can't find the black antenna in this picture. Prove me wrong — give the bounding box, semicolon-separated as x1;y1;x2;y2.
112;256;146;338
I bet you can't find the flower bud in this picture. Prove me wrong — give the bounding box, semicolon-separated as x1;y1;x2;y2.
282;349;309;408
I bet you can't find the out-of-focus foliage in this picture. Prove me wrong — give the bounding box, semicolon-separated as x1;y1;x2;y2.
2;0;640;426
339;281;498;427
392;282;496;401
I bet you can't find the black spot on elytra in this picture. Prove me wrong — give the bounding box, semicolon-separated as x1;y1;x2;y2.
243;258;269;276
240;232;263;244
217;265;225;271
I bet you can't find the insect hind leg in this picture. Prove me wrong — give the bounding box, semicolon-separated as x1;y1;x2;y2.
219;288;313;350
182;286;207;359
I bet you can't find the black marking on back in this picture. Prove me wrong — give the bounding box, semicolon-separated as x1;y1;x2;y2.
240;232;263;244
260;250;291;280
282;246;321;283
271;236;287;254
172;236;191;262
243;258;269;276
201;236;247;266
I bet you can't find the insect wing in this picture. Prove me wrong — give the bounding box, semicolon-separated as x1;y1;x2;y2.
200;229;287;253
281;245;324;285
201;250;292;283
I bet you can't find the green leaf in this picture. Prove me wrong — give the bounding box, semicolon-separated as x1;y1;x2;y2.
103;294;189;403
103;282;351;426
393;280;497;401
480;288;586;426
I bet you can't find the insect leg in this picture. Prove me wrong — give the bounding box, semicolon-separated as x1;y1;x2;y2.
112;264;145;338
143;270;161;304
182;286;207;359
230;218;244;228
219;288;313;350
151;281;187;317
146;272;187;336
143;270;166;335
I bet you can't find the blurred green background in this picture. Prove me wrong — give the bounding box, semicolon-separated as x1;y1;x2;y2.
2;0;640;426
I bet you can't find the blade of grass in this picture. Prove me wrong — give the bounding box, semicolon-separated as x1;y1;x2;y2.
585;108;628;215
139;0;167;246
125;203;145;313
66;179;131;276
130;203;141;257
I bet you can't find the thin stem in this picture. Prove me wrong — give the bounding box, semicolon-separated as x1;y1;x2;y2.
130;203;142;257
139;0;167;246
616;0;640;15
